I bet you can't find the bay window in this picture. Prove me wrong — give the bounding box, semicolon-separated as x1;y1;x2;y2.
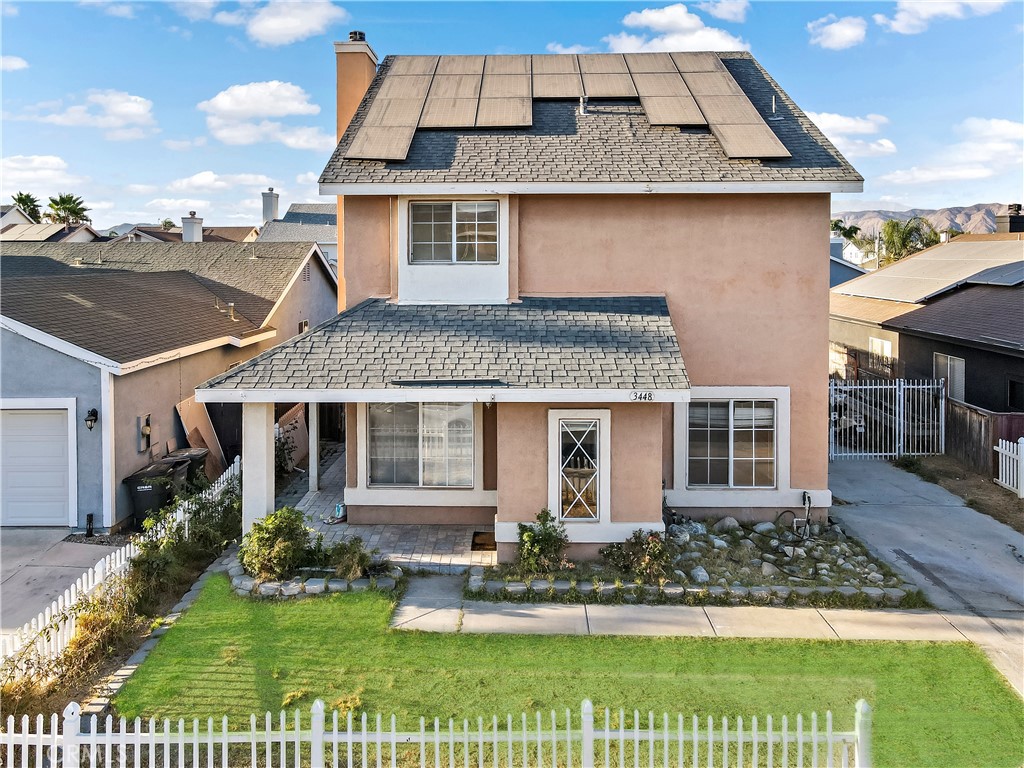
368;403;474;487
687;400;776;488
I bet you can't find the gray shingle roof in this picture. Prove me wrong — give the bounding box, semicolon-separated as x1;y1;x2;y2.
282;204;336;225
882;285;1024;353
1;271;262;364
201;296;689;392
257;220;337;244
320;52;861;187
0;241;326;326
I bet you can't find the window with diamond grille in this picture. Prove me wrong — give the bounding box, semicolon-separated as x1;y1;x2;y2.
558;419;599;520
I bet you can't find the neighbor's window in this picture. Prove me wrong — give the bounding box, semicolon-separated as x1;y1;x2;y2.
368;403;474;487
868;337;893;376
934;353;965;401
298;319;309;334
687;400;776;488
410;201;498;264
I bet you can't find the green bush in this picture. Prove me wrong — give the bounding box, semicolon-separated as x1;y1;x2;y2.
600;529;672;584
326;536;386;581
515;509;570;575
239;506;316;580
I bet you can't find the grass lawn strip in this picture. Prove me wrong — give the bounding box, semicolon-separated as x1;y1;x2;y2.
114;576;1024;768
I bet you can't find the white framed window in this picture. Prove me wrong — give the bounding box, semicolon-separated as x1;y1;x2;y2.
687;400;776;488
548;409;611;523
409;201;498;264
934;353;965;401
367;402;474;488
298;319;309;334
868;337;892;375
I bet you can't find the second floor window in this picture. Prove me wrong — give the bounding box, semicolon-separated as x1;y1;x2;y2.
410;201;498;264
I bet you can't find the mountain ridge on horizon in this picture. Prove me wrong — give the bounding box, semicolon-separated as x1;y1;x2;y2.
832;203;1012;237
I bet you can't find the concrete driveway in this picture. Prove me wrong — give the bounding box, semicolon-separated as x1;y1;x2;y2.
1;529;119;634
830;459;1024;696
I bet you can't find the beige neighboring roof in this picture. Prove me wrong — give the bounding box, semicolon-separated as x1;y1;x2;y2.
832;235;1024;304
829;293;922;325
0;223;99;242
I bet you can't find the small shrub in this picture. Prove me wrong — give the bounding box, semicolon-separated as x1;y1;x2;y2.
600;529;672;584
239;506;315;580
516;509;570;575
893;455;921;472
327;536;375;581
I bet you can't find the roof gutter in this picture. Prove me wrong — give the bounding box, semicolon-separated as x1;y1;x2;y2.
195;387;691;404
319;180;864;197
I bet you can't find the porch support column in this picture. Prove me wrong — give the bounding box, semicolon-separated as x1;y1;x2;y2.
242;402;275;533
308;402;320;493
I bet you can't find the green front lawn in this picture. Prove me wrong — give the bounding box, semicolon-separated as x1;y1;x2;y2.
115;576;1024;768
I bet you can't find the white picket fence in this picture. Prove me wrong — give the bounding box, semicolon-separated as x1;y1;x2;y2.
0;457;241;669
0;699;873;768
829;378;945;460
994;437;1024;498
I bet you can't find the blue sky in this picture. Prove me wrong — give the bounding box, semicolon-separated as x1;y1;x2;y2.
2;0;1022;229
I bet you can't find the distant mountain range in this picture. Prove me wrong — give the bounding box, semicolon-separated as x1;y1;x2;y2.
832;203;1009;236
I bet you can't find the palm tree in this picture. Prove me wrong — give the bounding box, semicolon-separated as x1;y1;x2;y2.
11;191;41;223
44;193;91;227
830;218;861;240
879;217;939;264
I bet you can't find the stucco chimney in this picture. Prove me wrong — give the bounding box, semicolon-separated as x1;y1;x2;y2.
262;187;279;225
182;211;203;242
995;203;1024;233
335;31;378;141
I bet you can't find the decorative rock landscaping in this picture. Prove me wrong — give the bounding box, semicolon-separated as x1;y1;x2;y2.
224;553;403;599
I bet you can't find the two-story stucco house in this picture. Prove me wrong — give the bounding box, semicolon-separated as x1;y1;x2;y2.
197;35;862;561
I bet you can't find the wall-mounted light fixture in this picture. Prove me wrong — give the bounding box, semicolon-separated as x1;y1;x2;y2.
84;408;99;431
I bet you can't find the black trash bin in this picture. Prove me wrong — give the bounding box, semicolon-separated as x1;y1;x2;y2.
165;447;210;485
154;456;190;494
123;462;178;526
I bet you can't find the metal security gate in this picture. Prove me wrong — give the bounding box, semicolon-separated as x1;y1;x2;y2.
829;379;945;460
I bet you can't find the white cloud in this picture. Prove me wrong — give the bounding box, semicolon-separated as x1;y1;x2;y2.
198;81;332;151
807;111;898;158
162;136;208;150
696;0;749;23
295;171;319;185
145;197;212;211
879;116;1023;184
246;0;348;46
22;89;157;140
1;55;28;71
171;1;218;21
2;4;18;16
545;42;593;55
197;80;320;120
213;9;246;25
125;183;158;194
0;155;86;196
79;1;137;19
168;171;274;192
604;3;749;52
874;1;1007;35
807;15;867;50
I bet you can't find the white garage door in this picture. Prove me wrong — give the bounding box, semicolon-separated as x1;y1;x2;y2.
1;409;71;526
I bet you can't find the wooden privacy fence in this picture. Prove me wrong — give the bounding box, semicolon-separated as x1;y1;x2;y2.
946;398;1024;476
0;457;240;669
994;438;1024;499
1;699;873;768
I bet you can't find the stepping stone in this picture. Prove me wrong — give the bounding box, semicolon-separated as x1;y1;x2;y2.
707;586;727;599
728;586;749;598
485;581;505;594
232;575;256;592
861;587;885;601
552;580;572;596
662;583;685;597
749;587;771;600
836;586;860;598
792;587;814;598
883;588;906;603
770;585;791;599
505;582;527;596
280;580;302;597
576;582;596;595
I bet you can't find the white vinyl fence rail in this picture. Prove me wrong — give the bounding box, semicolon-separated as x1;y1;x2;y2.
0;457;240;668
994;437;1024;498
1;699;873;768
829;379;945;460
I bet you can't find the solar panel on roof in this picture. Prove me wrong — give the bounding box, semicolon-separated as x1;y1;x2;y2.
419;98;478;128
435;55;485;75
484;55;531;75
378;75;432;99
345;125;416;160
670;52;726;72
578;54;628;74
427;74;482;99
388;56;438;76
632;72;692;98
680;71;745;96
710;123;790;159
582;72;637;98
476;98;532;127
363;98;424;127
692;94;763;124
532;73;583;98
480;75;532;98
641;96;707;126
531;54;580;74
624;53;677;73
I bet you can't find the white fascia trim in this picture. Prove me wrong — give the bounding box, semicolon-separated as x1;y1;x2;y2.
321;181;863;197
1;315;119;372
495;520;662;544
118;331;278;374
196;387;691;404
262;245;339;329
0;397;78;527
100;370;115;528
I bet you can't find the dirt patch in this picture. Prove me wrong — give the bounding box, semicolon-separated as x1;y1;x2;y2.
63;533;133;547
905;454;1024;534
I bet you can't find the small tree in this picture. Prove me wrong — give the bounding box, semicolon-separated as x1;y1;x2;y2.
879;217;939;264
160;218;175;230
830;218;861;240
11;191;41;223
44;193;91;227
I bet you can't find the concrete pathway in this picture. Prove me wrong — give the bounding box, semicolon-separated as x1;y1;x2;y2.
0;529;120;633
830;459;1024;697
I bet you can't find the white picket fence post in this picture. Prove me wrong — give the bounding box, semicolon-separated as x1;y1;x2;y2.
993;437;1024;498
580;699;595;768
853;699;872;768
61;702;81;768
310;699;326;768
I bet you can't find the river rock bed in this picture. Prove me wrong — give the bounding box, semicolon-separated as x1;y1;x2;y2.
224;554;403;599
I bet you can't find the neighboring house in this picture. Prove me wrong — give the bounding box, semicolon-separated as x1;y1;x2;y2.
197;39;863;561
0;222;104;243
0;205;35;227
257;190;339;270
0;241;337;530
829;233;1024;411
829;254;866;287
830;236;872;268
113;212;258;244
